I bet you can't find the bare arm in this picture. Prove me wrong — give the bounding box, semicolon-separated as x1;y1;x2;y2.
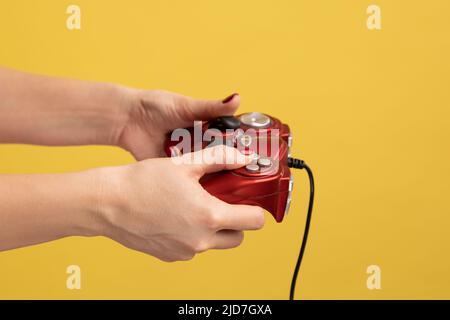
0;67;130;146
0;170;100;251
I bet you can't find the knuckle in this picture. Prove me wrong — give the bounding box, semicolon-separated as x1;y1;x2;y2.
202;208;224;230
210;144;231;163
193;239;211;253
210;213;224;230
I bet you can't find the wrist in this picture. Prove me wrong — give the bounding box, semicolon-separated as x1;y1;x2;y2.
85;166;127;239
62;170;109;238
94;83;136;147
113;86;148;152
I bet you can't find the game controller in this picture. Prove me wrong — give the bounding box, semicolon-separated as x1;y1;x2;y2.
165;112;315;299
164;112;294;222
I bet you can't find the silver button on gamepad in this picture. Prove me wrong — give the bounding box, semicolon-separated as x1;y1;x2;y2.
257;157;272;168
245;164;260;172
240;112;271;128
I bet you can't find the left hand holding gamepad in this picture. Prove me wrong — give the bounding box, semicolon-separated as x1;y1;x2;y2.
0;67;239;161
117;90;240;160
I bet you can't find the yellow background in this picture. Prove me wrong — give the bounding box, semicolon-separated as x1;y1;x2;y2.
0;0;449;299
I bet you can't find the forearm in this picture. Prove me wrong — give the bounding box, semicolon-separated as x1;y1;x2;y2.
0;67;133;146
0;170;103;251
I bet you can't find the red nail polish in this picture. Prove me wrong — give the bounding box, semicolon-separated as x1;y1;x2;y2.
222;93;239;103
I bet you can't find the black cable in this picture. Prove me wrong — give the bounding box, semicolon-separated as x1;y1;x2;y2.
287;157;315;300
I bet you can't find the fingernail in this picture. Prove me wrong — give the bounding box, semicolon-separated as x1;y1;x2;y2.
222;93;239;103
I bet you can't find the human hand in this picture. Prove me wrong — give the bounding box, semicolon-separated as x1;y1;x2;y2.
117;89;240;160
0;68;239;157
95;145;265;262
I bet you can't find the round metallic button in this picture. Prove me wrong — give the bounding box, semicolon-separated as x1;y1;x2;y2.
240;112;271;128
257;157;272;167
245;164;260;172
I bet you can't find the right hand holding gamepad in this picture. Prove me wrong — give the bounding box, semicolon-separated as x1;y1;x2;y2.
94;145;265;261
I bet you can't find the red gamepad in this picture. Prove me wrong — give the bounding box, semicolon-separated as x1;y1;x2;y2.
164;112;294;222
